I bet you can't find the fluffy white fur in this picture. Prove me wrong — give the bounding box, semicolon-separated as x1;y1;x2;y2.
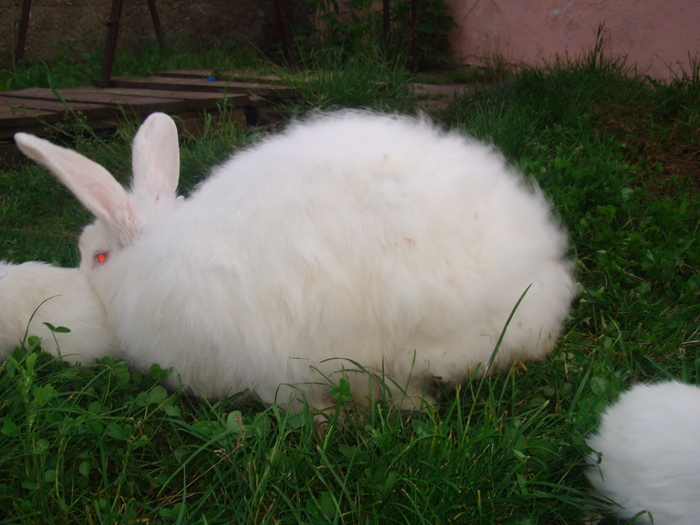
586;381;700;525
15;110;575;408
0;261;118;363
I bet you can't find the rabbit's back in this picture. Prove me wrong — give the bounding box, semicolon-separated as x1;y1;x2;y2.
95;112;574;403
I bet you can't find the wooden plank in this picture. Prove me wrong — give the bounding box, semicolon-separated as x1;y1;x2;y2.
157;70;284;84
109;76;293;98
0;98;63;129
1;87;189;115
0;142;26;166
0;102;56;120
0;97;111;114
52;87;189;114
0;122;55;139
0;116;57;133
71;87;250;110
156;69;214;79
1;87;82;101
0;114;122;140
0;95;116;126
3;86;248;112
111;76;240;92
0;71;288;153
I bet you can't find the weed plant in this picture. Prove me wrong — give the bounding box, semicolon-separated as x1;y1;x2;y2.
1;49;699;523
298;0;454;70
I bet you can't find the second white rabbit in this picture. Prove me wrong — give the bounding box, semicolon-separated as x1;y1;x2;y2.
0;260;118;363
586;381;700;525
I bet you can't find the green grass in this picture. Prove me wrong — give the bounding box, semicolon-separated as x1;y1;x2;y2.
1;48;699;523
279;46;416;112
0;41;272;91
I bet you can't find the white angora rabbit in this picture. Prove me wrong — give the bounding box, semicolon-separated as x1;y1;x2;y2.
586;381;700;525
15;110;575;409
0;261;118;364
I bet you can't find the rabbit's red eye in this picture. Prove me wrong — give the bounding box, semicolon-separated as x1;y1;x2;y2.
94;252;109;266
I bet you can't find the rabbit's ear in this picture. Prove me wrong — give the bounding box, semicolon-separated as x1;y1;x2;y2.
14;133;139;247
130;113;180;212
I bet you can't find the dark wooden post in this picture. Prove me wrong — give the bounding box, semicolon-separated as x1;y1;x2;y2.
14;0;164;74
97;0;164;88
147;0;164;47
15;0;32;62
97;0;125;88
274;0;297;70
411;0;418;70
383;0;390;50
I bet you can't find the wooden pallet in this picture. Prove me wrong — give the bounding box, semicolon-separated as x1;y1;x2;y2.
0;70;294;164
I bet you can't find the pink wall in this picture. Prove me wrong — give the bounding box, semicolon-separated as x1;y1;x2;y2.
447;0;700;80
